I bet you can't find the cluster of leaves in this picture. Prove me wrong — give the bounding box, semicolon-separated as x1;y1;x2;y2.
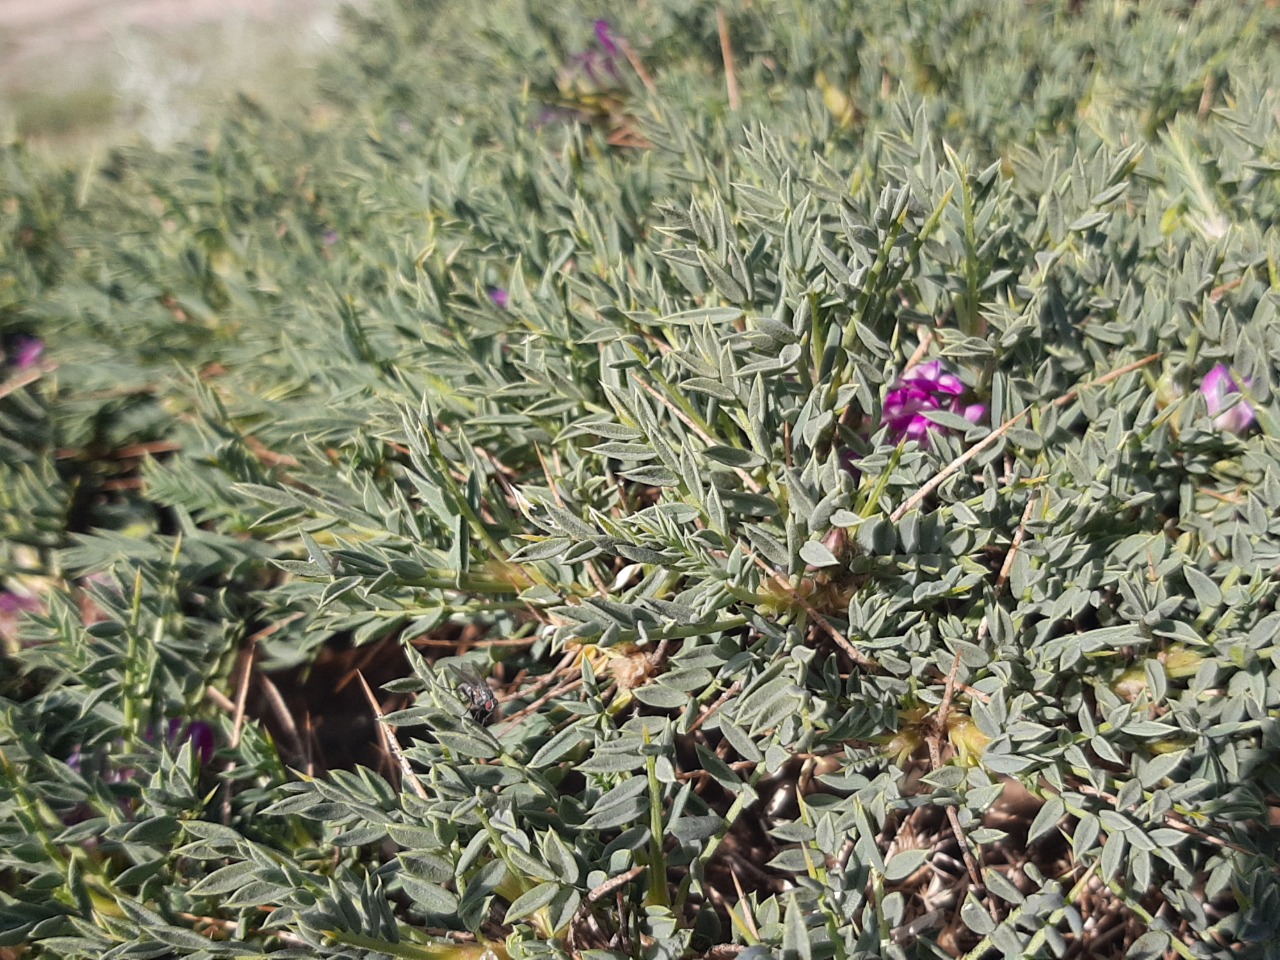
2;0;1280;957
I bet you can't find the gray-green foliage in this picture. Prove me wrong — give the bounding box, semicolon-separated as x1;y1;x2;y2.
2;0;1280;957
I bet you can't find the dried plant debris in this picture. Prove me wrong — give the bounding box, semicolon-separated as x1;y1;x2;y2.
3;0;1280;958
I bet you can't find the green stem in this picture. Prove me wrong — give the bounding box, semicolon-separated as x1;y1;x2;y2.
643;744;670;907
122;567;145;745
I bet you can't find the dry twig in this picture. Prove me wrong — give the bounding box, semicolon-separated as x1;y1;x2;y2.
741;546;874;669
716;9;741;111
356;670;428;800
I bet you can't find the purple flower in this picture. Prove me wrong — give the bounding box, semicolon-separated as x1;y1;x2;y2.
0;590;40;645
534;105;578;129
838;448;862;485
573;50;603;87
554;19;625;103
6;335;43;370
0;591;38;616
322;229;340;247
1199;363;1255;434
166;719;216;765
488;287;510;309
594;19;620;56
882;361;986;445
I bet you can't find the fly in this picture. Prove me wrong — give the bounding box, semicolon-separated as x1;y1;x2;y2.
449;663;498;725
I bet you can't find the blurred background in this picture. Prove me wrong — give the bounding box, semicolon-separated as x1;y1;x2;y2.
0;0;356;154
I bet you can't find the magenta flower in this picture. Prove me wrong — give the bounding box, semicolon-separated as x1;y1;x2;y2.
882;361;986;445
6;335;43;370
1199;363;1255;434
488;287;510;309
594;20;620;56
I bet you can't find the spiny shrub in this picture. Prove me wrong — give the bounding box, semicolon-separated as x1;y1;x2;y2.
2;1;1280;957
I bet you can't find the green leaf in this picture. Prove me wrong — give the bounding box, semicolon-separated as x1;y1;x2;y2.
504;882;561;924
584;442;659;460
702;445;765;468
632;685;690;709
398;875;459;915
434;730;500;759
508;537;574;562
682;378;738;402
1183;565;1222;610
883;848;928;881
583;777;649;829
188;862;259;898
620;465;680;487
530;725;587;767
1027;796;1065;843
798;540;838;568
960;894;995;934
781;894;811;960
632;306;743;327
